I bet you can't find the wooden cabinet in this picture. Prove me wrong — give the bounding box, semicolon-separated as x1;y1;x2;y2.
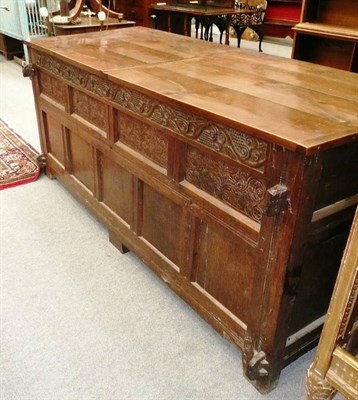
265;0;302;38
111;0;151;26
98;0;151;26
26;27;358;394
292;0;358;72
0;33;24;60
124;0;151;26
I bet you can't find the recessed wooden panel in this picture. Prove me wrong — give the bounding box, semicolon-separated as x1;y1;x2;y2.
117;112;168;168
72;88;108;132
288;217;353;335
315;0;357;27
102;156;133;224
39;71;66;106
69;131;94;193
192;219;256;323
141;184;183;266
314;142;358;210
294;35;354;71
44;113;65;167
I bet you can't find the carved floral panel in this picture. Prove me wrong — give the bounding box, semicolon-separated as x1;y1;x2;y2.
72;89;108;132
185;147;266;222
118;112;168;168
39;71;66;106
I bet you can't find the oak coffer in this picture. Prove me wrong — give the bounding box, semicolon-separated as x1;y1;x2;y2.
25;27;358;393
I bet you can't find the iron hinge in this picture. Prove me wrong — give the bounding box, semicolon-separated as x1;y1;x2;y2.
266;184;289;216
22;63;35;78
247;350;269;380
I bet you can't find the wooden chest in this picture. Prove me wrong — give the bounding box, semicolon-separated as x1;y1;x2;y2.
25;27;358;393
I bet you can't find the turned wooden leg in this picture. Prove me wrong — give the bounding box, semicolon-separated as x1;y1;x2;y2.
251;24;265;52
305;367;336;400
195;17;200;39
209;23;213;42
232;25;246;49
109;230;130;254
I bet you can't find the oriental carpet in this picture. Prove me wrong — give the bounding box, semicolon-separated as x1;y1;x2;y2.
0;119;40;190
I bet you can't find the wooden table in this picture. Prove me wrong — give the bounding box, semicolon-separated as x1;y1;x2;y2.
149;4;252;44
53;16;135;36
25;27;358;394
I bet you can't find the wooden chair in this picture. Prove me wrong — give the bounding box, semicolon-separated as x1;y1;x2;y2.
231;0;267;52
305;207;358;400
213;1;266;51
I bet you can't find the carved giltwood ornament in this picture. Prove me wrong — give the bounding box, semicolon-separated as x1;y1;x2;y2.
306;369;336;400
305;207;358;400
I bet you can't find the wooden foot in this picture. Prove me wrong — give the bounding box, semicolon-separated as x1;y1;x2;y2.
45;167;56;180
109;230;130;254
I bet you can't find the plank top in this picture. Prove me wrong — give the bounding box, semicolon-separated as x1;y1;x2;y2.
27;27;358;154
148;4;246;16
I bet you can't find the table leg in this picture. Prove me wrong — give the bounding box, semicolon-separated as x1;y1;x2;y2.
184;16;188;36
225;14;231;45
195;17;200;39
167;12;171;32
209;19;213;42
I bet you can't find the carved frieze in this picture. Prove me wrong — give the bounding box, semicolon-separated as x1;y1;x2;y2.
330;356;358;392
34;52;267;172
114;87;267;172
118;112;168;168
35;52;90;88
306;369;336;400
34;52;119;100
338;272;358;341
185;148;266;222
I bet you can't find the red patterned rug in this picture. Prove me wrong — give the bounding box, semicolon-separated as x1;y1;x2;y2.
0;119;41;190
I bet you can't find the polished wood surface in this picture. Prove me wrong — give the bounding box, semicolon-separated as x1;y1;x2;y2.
28;27;357;152
149;4;238;16
26;27;358;393
53;17;135;35
95;0;152;26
